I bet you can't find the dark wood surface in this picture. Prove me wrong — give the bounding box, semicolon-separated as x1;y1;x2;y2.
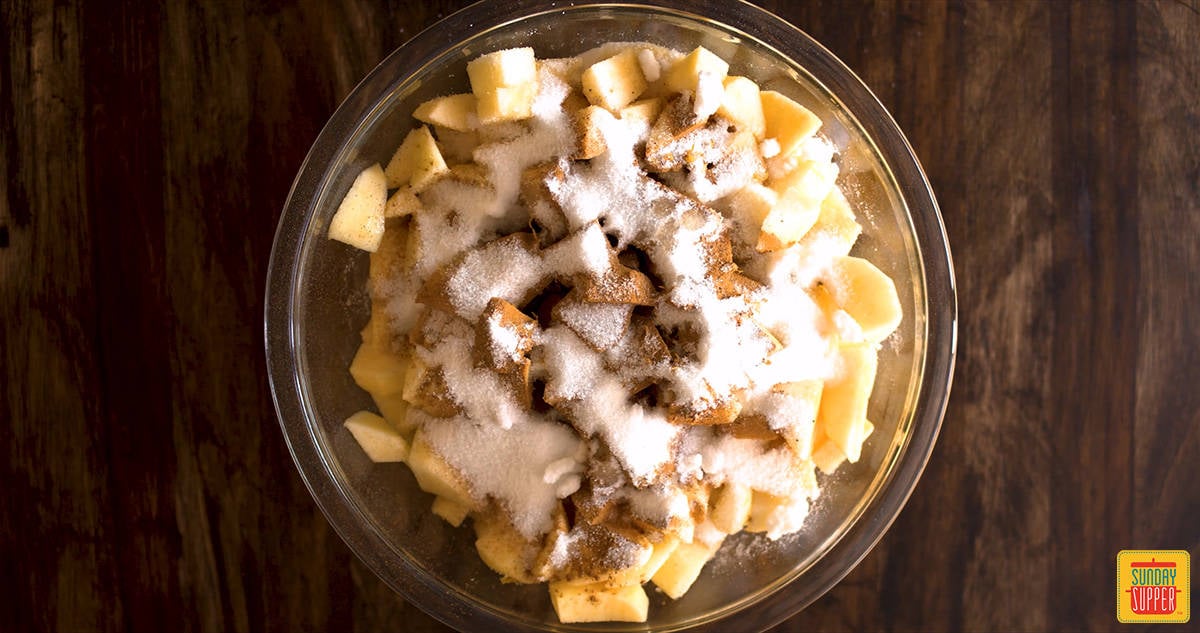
3;1;1197;631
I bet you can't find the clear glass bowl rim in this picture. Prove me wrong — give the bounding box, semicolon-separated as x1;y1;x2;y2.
264;1;958;631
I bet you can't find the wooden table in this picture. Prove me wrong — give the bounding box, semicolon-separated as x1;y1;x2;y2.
3;1;1197;631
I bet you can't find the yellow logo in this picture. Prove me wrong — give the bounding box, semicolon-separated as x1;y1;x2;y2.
1117;550;1190;623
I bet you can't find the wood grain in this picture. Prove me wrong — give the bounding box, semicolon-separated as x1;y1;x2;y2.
1;1;1197;632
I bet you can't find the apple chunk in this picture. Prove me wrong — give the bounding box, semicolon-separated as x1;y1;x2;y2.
581;49;648;112
343;410;409;462
760;90;822;158
467;47;538;124
718;76;765;138
413;93;477;132
663;46;729;95
327;163;387;252
384;126;449;191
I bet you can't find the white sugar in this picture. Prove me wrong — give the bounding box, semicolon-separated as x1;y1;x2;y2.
759;137;781;158
540;325;608;402
485;309;530;366
420;335;526;429
693;70;724;119
697;431;806;498
637;47;661;82
422;414;583;539
446;238;545;321
558;300;631;349
542;222;612;277
541;327;679;484
624;484;690;525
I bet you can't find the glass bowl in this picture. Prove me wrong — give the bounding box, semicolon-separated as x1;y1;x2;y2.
264;1;957;631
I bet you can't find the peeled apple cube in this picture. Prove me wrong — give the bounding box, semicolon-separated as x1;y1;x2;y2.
811;432;847;475
799;187;861;256
757;199;820;253
476;83;537;124
573;105;610;160
343;410;409;463
384;126;449;191
816;343;878;463
827;256;902;343
549;581;649;623
370;390;415;437
726;183;776;247
651;538;722;600
431;495;470;527
638;537;680;583
717;76;766;138
407;430;477;510
772;380;823;459
467;47;537;93
619;97;663;126
757;160;837;251
413;93;478;132
581;49;648;112
473;512;539;583
760;90;822;158
708;482;752;534
663;46;729;94
384;185;422;219
349;341;409;396
327;163;387;252
812;418;875;474
467;47;538;124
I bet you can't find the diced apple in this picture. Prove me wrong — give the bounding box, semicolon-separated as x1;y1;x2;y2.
549;581;649;623
708;482;752;534
718;76;765;138
384;126;449;191
349;341;408;396
431;495;470;527
811;430;847;474
767;380;823;460
651;537;722;599
745;489;809;539
573;105;609;160
473;511;539;583
758;204;819;252
816;343;878;463
757;161;837;252
663;46;729;95
401;357;461;417
408;429;478;510
371;390;416;438
638;537;680;583
760;90;822;159
327;163;387;252
476;83;537;124
826;256;902;343
468;48;538;124
726;183;777;247
619;97;664;125
581;49;648;112
434;126;479;164
745;490;777;533
443;162;493;190
467;47;537;93
413;93;478;132
343;410;409;463
384;185;422;218
799;187;861;256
